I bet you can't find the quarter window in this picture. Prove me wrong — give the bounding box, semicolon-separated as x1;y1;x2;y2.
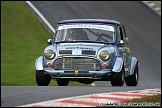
118;25;126;44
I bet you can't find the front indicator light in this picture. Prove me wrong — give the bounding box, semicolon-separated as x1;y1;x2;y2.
47;63;51;67
103;64;107;68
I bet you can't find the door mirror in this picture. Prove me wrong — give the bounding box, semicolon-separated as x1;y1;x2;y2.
119;40;124;45
118;40;124;47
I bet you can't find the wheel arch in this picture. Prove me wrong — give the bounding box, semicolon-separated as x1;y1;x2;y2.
35;56;43;70
112;57;124;73
129;57;138;75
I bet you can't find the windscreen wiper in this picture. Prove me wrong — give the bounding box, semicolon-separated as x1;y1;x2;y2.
56;40;76;44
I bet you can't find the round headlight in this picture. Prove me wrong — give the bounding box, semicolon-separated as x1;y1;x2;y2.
99;50;110;61
44;49;55;60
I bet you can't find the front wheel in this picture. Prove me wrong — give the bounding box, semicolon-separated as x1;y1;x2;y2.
110;65;125;86
57;79;69;86
36;70;51;86
125;64;138;86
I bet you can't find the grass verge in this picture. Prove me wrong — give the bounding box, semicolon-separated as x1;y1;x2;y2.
152;1;161;8
1;1;90;86
117;94;161;107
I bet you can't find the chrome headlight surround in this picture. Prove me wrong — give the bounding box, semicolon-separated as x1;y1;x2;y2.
44;49;55;60
99;50;110;61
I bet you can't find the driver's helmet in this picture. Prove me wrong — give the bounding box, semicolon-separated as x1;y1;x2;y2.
70;28;83;39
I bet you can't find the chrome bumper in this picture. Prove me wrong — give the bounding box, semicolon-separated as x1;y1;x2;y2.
44;69;111;79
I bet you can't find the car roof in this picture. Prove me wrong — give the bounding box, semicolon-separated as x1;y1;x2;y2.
57;19;121;25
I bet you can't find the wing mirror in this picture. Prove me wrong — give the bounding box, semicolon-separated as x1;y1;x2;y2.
47;39;52;45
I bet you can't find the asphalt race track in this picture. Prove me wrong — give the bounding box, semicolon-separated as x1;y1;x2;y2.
1;1;161;107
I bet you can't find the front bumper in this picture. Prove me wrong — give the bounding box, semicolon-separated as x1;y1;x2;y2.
44;68;111;79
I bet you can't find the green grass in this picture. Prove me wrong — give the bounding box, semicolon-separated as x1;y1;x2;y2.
132;94;161;103
152;1;161;8
125;94;161;107
1;1;90;86
111;94;161;107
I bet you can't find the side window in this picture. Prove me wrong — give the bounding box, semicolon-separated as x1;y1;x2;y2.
122;26;126;37
119;26;124;40
118;26;126;42
118;25;128;47
121;26;126;39
121;26;128;47
117;27;121;43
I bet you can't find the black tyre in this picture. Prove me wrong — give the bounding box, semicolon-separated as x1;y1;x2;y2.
36;70;51;86
125;64;138;86
57;79;69;86
110;65;125;86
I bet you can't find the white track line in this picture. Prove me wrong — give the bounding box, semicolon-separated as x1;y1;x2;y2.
91;82;96;86
25;1;55;33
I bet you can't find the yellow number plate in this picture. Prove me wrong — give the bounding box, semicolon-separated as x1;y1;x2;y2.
75;70;79;76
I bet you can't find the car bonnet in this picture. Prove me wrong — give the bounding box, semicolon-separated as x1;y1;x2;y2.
56;43;116;56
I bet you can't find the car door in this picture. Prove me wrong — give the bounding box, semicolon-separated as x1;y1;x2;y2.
117;25;131;73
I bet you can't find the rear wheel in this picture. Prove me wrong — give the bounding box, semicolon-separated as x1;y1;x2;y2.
125;64;138;86
57;79;69;86
110;65;125;86
36;70;51;86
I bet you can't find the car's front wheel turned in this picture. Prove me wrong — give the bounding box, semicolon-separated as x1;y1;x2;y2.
125;64;138;86
36;70;51;86
57;79;69;86
110;65;125;86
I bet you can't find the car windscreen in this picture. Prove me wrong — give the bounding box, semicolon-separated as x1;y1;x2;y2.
55;24;115;43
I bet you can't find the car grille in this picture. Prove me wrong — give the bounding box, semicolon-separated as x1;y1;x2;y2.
82;50;96;55
54;57;101;70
